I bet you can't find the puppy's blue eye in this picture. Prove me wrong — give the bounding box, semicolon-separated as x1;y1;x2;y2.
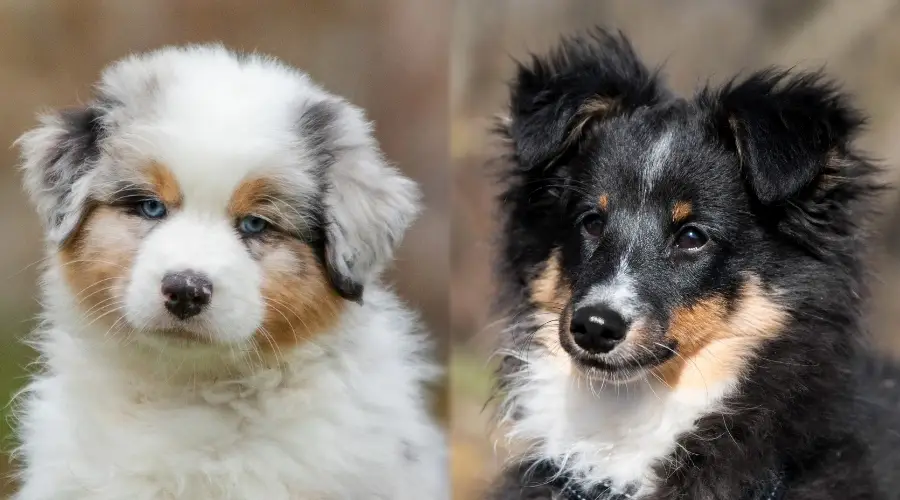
238;216;268;235
138;200;167;219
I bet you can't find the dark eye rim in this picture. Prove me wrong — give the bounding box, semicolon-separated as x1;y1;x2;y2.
577;212;607;238
672;224;710;251
237;214;271;236
135;198;167;220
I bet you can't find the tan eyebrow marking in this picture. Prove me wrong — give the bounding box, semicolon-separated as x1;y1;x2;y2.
599;194;609;211
147;161;182;206
229;177;273;216
672;200;692;223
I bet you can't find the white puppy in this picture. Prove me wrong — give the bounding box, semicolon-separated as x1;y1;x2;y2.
12;45;446;500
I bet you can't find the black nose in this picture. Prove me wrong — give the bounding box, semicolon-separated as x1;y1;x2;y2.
161;270;213;320
569;306;628;354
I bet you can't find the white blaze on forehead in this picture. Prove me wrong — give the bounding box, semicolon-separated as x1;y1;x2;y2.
98;45;328;213
155;140;312;212
134;113;316;211
112;106;321;213
643;130;673;190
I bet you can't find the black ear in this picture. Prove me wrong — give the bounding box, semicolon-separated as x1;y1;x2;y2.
711;69;865;205
502;28;669;171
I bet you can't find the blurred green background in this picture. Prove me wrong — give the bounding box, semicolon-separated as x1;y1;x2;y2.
0;1;449;496
451;1;900;498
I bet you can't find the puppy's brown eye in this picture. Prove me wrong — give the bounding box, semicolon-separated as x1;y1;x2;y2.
674;226;708;250
581;213;606;238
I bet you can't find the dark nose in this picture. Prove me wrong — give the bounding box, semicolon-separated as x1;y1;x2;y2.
569;306;628;354
161;270;213;320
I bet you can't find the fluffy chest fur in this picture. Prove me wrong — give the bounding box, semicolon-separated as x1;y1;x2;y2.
14;289;446;500
503;321;735;497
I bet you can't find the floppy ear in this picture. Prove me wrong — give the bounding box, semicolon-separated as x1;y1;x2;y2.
299;101;421;304
711;69;865;205
705;70;883;255
16;104;107;246
502;28;669;171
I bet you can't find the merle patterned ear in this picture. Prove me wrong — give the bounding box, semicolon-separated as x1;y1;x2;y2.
17;105;107;246
501;28;668;171
299;101;420;304
711;69;865;206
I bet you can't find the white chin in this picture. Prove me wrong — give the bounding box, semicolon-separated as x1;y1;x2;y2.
574;361;649;385
120;308;257;347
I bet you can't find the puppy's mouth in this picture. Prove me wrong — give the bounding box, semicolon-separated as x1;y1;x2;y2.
152;326;211;343
123;314;216;344
128;323;213;345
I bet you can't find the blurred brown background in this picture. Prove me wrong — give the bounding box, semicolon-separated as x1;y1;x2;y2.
5;1;900;499
450;1;900;499
0;1;449;496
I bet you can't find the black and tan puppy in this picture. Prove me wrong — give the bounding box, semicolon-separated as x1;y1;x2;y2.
488;29;900;500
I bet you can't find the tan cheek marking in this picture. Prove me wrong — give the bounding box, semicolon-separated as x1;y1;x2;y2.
599;194;609;211
147;162;182;206
652;276;787;390
229;177;272;217
58;206;141;326
662;294;729;360
528;250;574;369
529;249;571;313
672;201;692;223
257;239;344;349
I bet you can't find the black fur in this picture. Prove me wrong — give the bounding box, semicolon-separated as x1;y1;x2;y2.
297;100;342;171
507;30;668;170
489;28;899;499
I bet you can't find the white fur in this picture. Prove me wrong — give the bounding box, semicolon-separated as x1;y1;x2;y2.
123;214;265;344
14;284;446;500
641;130;673;192
13;45;446;499
580;266;640;321
501;313;736;498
